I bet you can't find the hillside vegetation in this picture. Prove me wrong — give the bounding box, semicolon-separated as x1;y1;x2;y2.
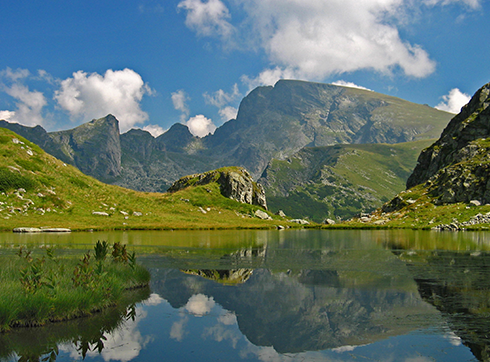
260;139;434;222
0;128;284;231
343;81;490;230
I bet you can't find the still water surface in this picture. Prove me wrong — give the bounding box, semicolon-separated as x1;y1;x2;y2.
1;229;490;361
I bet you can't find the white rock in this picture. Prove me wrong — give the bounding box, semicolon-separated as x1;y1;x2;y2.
92;211;109;216
255;209;272;220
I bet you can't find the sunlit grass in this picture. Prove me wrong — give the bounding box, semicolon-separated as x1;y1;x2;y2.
0;242;150;332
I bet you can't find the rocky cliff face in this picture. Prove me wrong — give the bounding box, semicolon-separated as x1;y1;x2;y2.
168;167;267;209
49;115;122;181
406;82;490;204
203;80;452;178
0;80;452;193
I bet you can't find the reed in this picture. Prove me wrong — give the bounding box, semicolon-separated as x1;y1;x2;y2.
0;241;150;332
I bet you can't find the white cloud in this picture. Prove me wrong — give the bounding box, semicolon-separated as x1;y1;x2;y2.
178;0;234;41
332;80;373;91
0;110;16;122
142;124;166;137
171;89;190;122
1;67;30;82
219;106;238;121
184;293;216;316
204;83;240;121
54;68;152;133
186;115;217;137
203;83;240;108
435;88;471;114
241;66;299;91
423;0;481;9
1;83;47;126
238;0;436;81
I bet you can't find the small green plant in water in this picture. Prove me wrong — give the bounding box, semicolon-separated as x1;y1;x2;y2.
94;240;109;262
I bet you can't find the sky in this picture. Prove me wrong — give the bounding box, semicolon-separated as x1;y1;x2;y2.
0;0;489;138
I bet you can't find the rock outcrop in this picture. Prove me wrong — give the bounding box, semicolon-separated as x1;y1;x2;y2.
168;167;268;209
406;82;490;204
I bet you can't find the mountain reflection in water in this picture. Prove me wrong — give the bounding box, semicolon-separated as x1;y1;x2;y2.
1;229;490;361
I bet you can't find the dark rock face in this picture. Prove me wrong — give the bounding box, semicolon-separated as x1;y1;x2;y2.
49;115;122;181
203;80;452;179
0;80;452;193
168;167;268;209
406;82;490;204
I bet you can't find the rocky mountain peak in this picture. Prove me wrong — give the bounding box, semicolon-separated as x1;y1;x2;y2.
407;82;490;191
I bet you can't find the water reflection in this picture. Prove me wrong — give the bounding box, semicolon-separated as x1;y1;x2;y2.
0;288;150;362
2;230;490;361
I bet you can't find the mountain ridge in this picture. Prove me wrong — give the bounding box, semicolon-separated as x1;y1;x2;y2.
0;80;453;193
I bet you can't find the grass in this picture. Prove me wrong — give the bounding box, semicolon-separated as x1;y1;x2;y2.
263;139;434;221
0;241;150;332
0;128;292;231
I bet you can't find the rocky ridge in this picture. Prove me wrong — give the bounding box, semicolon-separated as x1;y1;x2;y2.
168;167;268;210
406;81;490;205
0;80;452;193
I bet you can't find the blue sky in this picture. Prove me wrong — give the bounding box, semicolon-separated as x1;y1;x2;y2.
0;0;489;137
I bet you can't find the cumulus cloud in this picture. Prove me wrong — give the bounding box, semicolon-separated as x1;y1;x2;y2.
0;83;47;126
332;80;373;91
219;106;238;121
241;66;299;91
54;68;152;132
203;83;240;108
0;110;16;121
171;89;190;122
186;114;217;137
178;0;234;41
435;88;471;114
204;83;240;121
240;0;436;80
142;124;166;137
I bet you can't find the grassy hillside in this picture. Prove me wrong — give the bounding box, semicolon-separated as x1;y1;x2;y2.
0;128;284;231
261;139;434;222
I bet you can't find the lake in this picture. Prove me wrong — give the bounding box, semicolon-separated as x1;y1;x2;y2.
1;229;490;361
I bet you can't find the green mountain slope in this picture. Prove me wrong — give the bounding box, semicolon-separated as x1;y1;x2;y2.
0;80;453;192
346;81;490;230
260;139;434;221
0;128;282;231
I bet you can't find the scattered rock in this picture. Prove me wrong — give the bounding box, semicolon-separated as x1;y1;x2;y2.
13;227;42;233
290;219;310;225
275;210;287;218
470;200;481;206
255;209;272;220
132;211;143;216
323;218;336;225
198;207;207;214
120;211;129;216
92;211;109;216
40;228;71;233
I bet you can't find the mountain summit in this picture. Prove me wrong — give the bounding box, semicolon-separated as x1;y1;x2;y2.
0;80;452;192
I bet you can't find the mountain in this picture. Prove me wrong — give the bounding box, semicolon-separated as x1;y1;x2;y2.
349;81;490;229
259;139;434;221
0;128;281;231
0;80;453;193
201;80;452;178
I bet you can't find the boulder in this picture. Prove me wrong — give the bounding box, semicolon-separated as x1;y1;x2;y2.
168;167;268;209
255;209;272;220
